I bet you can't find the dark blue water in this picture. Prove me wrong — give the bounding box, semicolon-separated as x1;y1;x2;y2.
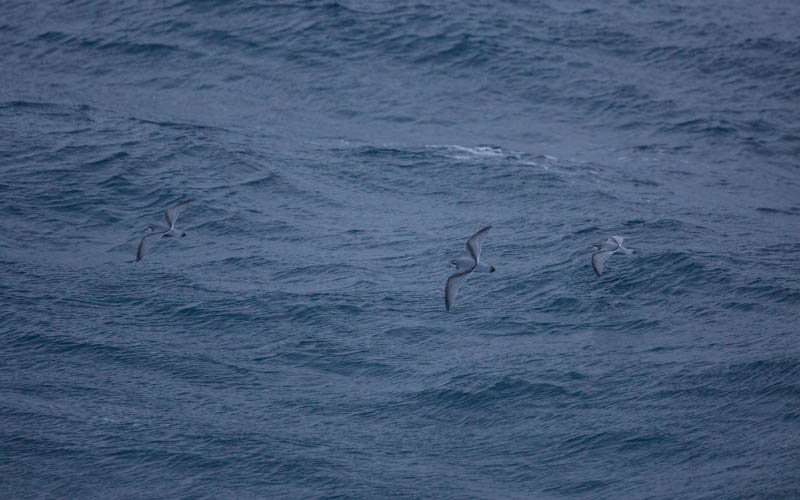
2;1;799;498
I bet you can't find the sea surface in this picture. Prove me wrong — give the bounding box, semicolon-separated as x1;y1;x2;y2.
1;1;799;498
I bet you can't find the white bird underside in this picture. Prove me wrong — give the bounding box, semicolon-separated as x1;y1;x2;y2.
445;225;495;311
451;255;475;272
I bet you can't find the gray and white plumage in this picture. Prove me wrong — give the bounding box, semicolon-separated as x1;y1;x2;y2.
445;225;496;311
136;200;191;262
591;235;637;276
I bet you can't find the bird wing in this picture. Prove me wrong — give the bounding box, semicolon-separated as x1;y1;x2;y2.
445;268;473;311
591;249;615;277
164;200;191;228
136;231;165;262
610;235;624;247
465;225;492;262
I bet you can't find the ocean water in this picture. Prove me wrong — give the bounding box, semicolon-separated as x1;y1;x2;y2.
1;0;799;498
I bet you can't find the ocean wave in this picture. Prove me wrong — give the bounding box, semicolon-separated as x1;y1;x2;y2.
2;0;800;497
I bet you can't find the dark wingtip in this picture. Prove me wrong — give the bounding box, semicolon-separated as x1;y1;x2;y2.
181;232;186;237
490;266;496;273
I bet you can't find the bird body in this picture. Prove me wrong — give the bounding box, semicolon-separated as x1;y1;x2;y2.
591;235;636;276
445;226;495;311
136;200;191;262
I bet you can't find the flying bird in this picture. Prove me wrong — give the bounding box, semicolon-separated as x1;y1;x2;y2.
591;235;637;276
136;200;191;262
445;225;496;311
